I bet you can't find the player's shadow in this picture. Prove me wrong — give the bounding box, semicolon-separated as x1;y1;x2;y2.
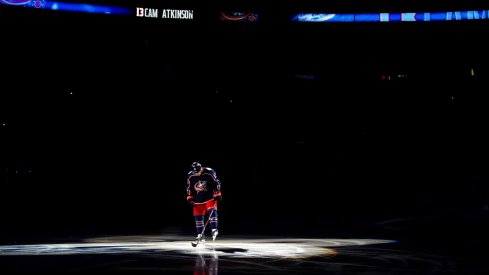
194;252;218;275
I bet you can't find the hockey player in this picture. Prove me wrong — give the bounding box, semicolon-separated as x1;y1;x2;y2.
187;162;222;242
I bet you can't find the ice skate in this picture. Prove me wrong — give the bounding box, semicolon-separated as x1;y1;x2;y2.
212;229;219;241
191;234;205;247
196;234;205;243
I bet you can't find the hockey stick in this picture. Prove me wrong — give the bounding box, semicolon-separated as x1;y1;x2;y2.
191;204;216;247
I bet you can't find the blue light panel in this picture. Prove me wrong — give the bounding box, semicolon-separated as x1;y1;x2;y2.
292;10;489;23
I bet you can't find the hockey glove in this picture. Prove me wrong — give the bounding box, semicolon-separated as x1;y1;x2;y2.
187;196;195;206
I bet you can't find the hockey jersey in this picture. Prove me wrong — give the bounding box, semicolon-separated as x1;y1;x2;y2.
186;167;222;203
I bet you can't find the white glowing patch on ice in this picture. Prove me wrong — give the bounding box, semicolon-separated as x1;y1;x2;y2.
0;236;395;259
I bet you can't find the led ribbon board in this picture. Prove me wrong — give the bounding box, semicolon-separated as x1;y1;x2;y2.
0;0;132;15
292;10;489;22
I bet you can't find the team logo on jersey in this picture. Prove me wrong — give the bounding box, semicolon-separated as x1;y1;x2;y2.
194;181;207;192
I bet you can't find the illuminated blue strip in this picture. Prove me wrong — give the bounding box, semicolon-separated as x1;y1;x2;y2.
0;0;132;15
47;2;131;14
329;14;355;22
292;10;489;22
355;14;380;22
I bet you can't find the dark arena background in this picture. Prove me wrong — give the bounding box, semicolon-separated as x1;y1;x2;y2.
1;0;489;274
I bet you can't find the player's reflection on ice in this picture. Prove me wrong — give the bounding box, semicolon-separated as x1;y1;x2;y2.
194;252;218;275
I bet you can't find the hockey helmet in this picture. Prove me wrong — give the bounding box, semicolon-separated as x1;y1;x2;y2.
192;162;202;173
